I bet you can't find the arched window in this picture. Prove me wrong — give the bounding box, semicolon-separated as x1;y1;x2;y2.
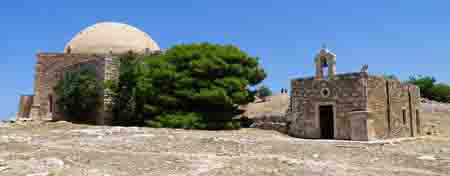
416;109;421;134
321;57;328;68
402;109;406;125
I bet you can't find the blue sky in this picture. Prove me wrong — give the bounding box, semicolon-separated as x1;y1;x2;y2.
1;0;449;119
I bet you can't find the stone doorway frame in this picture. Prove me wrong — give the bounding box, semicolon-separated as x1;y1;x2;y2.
315;102;337;139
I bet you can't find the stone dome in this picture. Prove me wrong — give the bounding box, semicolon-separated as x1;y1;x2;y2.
64;22;160;55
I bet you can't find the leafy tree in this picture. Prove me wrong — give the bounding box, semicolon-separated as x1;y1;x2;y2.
430;83;450;103
110;43;266;129
54;67;101;123
408;75;436;100
408;75;450;103
256;85;272;98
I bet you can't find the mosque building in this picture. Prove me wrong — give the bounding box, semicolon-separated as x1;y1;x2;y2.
16;22;160;124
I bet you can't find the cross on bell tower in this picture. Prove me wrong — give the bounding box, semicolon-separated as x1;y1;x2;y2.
321;43;327;50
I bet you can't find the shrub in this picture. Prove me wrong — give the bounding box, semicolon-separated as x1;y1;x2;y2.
408;75;436;100
256;85;272;98
224;121;235;130
53;67;101;122
146;113;205;129
408;75;450;103
430;83;450;103
232;121;241;129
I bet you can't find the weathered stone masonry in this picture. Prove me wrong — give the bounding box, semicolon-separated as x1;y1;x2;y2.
19;22;160;125
287;48;421;141
28;53;118;124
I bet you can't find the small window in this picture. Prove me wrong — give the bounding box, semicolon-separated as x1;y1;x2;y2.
321;88;330;97
416;109;421;134
48;94;53;113
402;109;406;125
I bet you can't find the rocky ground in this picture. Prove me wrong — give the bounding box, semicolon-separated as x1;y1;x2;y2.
1;110;450;176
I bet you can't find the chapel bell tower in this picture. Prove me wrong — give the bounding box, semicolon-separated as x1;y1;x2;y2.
314;46;336;79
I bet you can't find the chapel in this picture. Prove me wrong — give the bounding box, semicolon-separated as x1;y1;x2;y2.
287;47;422;140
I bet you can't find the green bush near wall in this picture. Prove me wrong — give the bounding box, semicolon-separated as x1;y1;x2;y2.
54;67;101;123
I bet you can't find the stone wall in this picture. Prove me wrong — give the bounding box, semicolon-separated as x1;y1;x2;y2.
387;80;410;137
367;76;421;139
367;76;389;138
99;57;120;125
388;80;420;137
288;72;368;140
16;95;34;119
251;112;289;133
32;53;105;122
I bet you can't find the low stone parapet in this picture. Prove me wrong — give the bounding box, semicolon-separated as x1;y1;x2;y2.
252;122;288;133
250;112;289;133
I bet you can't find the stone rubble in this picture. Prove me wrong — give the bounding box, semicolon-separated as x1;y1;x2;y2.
417;155;436;161
26;173;49;176
0;122;8;128
0;166;9;172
